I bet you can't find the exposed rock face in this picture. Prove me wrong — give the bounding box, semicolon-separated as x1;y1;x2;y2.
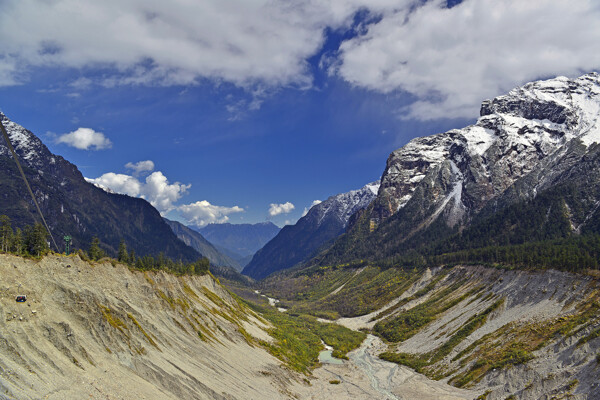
323;73;600;263
0;112;199;261
310;181;380;227
243;181;379;280
374;73;600;224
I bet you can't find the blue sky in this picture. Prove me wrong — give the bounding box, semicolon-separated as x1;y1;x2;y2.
1;0;600;227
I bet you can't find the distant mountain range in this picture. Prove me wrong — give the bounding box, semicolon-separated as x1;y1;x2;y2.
0;112;199;262
195;222;280;268
243;181;380;279
163;218;241;271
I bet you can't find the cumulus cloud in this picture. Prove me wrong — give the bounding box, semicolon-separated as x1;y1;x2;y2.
178;201;244;227
302;200;322;217
87;170;190;214
0;0;401;90
56;127;112;150
268;202;295;217
335;0;600;119
3;1;599;119
125;160;155;175
144;171;191;213
87;167;244;223
86;173;142;196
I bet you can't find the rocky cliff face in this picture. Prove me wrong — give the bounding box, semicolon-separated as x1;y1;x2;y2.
243;181;379;280
0;112;199;261
374;73;600;224
319;73;600;264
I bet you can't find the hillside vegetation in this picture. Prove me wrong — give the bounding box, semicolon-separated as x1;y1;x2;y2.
263;263;600;399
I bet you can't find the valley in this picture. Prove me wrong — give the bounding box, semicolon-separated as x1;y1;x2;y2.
2;67;600;399
255;264;600;399
0;253;483;400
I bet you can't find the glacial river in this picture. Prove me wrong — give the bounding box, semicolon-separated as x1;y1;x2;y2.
256;291;474;399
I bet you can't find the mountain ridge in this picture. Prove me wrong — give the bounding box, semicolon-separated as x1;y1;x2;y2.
0;112;200;261
243;181;380;279
314;72;600;266
196;222;280;267
163;218;241;270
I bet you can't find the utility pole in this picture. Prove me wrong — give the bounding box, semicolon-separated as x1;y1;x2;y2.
64;235;71;255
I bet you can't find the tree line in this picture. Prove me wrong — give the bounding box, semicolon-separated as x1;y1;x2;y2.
368;234;600;274
0;215;209;276
317;182;600;274
429;234;600;273
1;215;50;256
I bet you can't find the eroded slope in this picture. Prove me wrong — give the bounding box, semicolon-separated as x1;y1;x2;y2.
0;254;296;400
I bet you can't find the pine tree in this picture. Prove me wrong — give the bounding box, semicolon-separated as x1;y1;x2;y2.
12;228;23;254
88;237;103;260
118;240;129;263
195;257;210;275
0;215;13;252
157;252;166;268
129;249;136;265
25;223;49;257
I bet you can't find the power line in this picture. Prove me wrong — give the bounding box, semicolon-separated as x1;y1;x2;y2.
0;119;59;252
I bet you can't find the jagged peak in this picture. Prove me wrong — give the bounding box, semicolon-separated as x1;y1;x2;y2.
0;111;45;164
377;72;600;218
308;180;380;227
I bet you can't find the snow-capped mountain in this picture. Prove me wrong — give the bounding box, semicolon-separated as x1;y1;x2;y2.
243;181;380;279
0;112;200;260
310;181;380;228
374;73;600;222
317;72;600;264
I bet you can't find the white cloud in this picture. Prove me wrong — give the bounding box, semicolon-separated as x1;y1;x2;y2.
87;168;243;223
144;171;191;213
125;160;155;175
3;1;598;120
302;200;323;217
69;77;92;90
56;127;112;150
86;172;142;196
335;0;600;119
178;201;244;228
0;0;401;91
268;202;295;217
87;170;190;214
